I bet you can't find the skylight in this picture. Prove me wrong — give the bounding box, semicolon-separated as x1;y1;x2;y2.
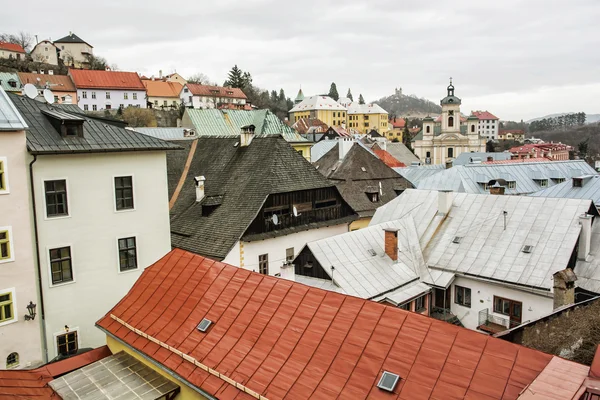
368;249;377;256
452;236;462;244
522;245;533;254
377;371;400;392
197;318;212;332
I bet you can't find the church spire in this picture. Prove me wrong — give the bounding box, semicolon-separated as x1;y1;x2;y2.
447;77;455;97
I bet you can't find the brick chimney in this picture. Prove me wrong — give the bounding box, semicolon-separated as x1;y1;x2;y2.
383;228;399;261
578;214;593;261
552;268;577;309
240;124;255;147
194;176;205;202
490;182;505;195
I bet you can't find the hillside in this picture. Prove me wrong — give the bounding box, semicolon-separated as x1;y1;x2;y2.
373;90;441;118
535;123;600;156
527;113;600;124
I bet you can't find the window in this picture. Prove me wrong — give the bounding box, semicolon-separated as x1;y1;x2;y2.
106;104;111;110
454;285;471;307
286;248;294;263
56;331;78;356
118;237;137;272
45;180;68;217
133;93;137;100
426;126;430;133
259;254;268;275
535;179;548;187
0;291;14;323
83;104;88;111
50;246;73;284
0;159;6;191
368;192;380;202
82;91;87;99
91;92;96;99
493;296;522;324
426;151;431;158
508;181;516;189
447;147;454;158
0;230;11;261
124;93;128;100
114;176;134;210
163;100;167;107
415;295;426;312
448;116;454;127
92;104;97;111
471;125;475;132
106;92;110;99
6;352;18;368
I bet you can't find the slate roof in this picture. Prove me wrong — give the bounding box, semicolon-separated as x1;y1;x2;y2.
530;174;600;207
184;108;307;143
289;95;346;112
314;142;410;217
414;160;597;195
452;151;512;166
18;72;77;92
54;33;92;47
0;72;22;93
393;164;445;187
0;87;28;131
97;247;582;400
8;93;180;154
169;137;347;260
69;69;145;90
185;83;247;99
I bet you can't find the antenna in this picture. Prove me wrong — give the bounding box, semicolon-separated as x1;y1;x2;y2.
43;88;55;104
271;214;279;225
23;84;38;99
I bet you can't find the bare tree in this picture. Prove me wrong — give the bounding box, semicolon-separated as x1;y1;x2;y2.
187;73;215;85
0;31;34;52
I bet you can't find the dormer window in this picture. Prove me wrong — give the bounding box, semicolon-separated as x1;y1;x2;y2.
8;80;17;88
41;109;85;138
534;179;548;187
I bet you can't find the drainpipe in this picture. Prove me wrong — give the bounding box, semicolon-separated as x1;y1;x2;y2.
29;155;48;363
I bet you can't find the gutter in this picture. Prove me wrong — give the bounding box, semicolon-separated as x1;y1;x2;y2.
29;155;49;363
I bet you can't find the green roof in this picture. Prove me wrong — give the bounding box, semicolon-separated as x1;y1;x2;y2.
0;72;22;93
184;109;308;142
295;88;304;102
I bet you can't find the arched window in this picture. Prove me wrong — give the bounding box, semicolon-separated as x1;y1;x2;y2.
471;124;475;132
426;126;430;133
6;352;18;368
448;116;454;127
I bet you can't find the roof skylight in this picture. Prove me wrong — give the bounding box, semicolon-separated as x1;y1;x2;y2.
197;318;212;332
377;371;400;392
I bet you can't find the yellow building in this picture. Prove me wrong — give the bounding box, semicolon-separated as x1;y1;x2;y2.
165;72;187;85
289;94;347;127
386;118;406;141
346;102;389;134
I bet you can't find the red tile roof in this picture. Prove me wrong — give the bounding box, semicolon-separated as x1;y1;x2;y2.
96;248;580;400
373;149;406;168
389;119;406;129
142;80;182;98
18;72;77;92
472;111;499;120
0;346;111;399
292;118;329;134
186;84;247;99
69;69;145;90
0;41;25;53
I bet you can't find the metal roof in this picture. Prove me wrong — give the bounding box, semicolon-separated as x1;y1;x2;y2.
184;108;307;142
49;351;179;399
0;72;22;93
346;102;388;115
310;139;337;162
372;280;432;306
530;174;600;206
0;87;27;131
453;152;512;166
574;222;600;293
131;127;196;141
294;275;346;293
378;142;420;166
289;95;346;112
393;164;445;187
414;160;597;195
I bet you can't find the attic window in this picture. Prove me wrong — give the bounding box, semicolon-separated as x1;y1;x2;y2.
553;177;565;183
197;318;212;332
534;179;548;187
8;80;17;88
367;192;380;202
507;181;516;189
452;236;462;244
377;371;400;392
522;245;533;254
573;177;583;187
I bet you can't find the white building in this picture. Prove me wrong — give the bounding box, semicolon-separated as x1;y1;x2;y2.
9;92;177;360
473;110;500;140
30;40;59;65
69;69;147;111
53;33;93;69
0;88;43;369
0;41;25;61
180;83;248;109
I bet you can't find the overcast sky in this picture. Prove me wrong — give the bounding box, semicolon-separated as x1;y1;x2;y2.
7;0;600;120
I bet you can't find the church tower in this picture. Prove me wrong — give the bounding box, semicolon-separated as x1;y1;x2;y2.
440;78;461;135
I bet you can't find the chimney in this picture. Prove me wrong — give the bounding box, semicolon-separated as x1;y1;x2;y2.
490;182;505;195
240;125;255;147
194;176;205;202
438;190;453;215
159;69;163;79
552;269;577;309
48;70;54;75
578;214;593;260
338;137;353;160
280;262;295;281
445;159;453;169
383;228;399;261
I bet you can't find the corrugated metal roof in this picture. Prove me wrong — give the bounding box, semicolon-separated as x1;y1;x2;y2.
0;87;27;131
453;152;512;166
185;108;307;142
372;280;432;306
530;174;600;207
414;160;597;195
294;275;346;293
131;127;196;141
0;72;22;92
311;140;337;162
393;164;445;187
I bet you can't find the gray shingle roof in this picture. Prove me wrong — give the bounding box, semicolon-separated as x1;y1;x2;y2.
54;33;91;46
169;136;350;260
530;175;600;207
8;93;180;154
0;87;27;131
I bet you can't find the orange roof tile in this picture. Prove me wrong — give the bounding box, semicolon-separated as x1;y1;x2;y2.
472;111;499;120
186;83;247;99
0;41;25;53
69;69;145;90
18;72;77;92
373;149;406;168
96;248;574;400
142;80;183;98
389;119;406;128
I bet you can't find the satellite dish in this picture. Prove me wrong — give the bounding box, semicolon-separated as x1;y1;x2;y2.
24;84;38;99
271;214;279;225
293;206;299;217
43;89;55;104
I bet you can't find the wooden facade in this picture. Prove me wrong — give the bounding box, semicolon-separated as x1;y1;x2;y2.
293;245;332;280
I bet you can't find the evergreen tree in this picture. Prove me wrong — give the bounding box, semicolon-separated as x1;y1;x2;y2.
486;140;495;152
347;88;353;101
328;82;339;101
402;118;413;153
358;94;365;104
278;89;286;102
270;90;278;104
224;65;252;88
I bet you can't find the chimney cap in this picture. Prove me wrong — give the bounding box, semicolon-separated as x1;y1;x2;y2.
383;227;399;233
194;175;206;184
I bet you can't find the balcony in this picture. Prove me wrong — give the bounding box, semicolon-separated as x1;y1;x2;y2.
478;309;518;333
431;307;463;327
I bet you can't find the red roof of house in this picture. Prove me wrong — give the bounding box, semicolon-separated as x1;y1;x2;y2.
389;119;406;129
0;41;25;53
0;346;111;399
18;72;77;92
373;149;406;168
292;118;329;134
499;129;524;135
472;111;499;120
69;69;145;90
142;80;182;98
186;83;247;99
96;248;583;400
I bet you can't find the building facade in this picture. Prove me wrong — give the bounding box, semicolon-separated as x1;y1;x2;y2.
0;42;25;61
180;83;247;109
53;33;93;69
29;40;59;65
289;95;347;127
346;102;389;134
473;110;499;140
142;79;182;109
413;80;486;165
69;69;147;110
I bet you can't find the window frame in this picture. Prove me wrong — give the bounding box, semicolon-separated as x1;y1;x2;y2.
113;175;135;212
0;287;17;327
48;245;75;287
117;236;138;273
0;157;9;194
6;352;19;369
454;285;471;308
259;254;269;275
54;329;79;357
0;226;15;263
414;295;426;312
43;178;70;219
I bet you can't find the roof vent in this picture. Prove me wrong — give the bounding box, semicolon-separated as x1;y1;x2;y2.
361;167;367;172
197;318;212;332
452;236;462;244
377;371;400;392
368;249;377;256
522;245;533;254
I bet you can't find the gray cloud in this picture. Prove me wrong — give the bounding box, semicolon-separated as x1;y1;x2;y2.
6;0;600;119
